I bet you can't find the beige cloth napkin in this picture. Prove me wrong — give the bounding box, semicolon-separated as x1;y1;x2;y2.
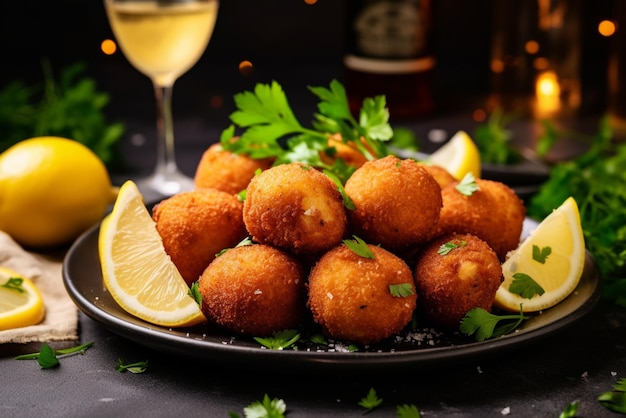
0;231;78;343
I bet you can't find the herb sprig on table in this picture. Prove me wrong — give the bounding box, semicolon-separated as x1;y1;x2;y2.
0;60;124;166
219;79;414;184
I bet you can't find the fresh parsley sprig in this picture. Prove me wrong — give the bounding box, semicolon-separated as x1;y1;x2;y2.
1;277;25;292
455;172;480;196
229;394;287;418
221;79;394;184
598;378;626;413
397;404;422;418
15;341;94;369
343;235;374;259
460;306;528;341
254;329;300;350
359;388;383;413
116;359;148;374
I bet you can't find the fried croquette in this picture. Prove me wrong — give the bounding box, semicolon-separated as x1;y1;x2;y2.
152;189;247;286
307;243;417;345
319;133;371;169
198;244;306;336
413;233;503;329
344;155;443;252
194;143;274;195
243;163;347;255
435;178;526;260
417;163;456;189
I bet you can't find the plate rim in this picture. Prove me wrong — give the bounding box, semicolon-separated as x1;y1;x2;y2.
62;220;602;373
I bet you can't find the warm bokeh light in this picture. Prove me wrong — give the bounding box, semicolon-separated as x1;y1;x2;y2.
535;71;561;116
304;0;317;4
238;60;254;76
533;57;550;71
101;39;117;55
490;59;504;73
472;108;487;122
598;20;616;37
525;40;539;54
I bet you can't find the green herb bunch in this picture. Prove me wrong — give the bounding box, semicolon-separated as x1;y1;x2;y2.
219;79;400;184
0;60;124;166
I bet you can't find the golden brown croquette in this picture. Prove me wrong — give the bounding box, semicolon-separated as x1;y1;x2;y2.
307;243;417;345
413;233;503;329
198;244;306;336
152;188;247;286
243;163;347;255
417;163;457;189
435;178;526;260
344;155;442;252
194;143;274;195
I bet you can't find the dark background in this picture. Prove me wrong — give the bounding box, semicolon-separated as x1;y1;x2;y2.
0;0;618;176
0;0;617;116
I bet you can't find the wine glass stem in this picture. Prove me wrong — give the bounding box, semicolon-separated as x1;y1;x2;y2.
153;83;177;176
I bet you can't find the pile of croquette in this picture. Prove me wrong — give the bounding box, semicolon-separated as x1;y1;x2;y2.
151;142;525;345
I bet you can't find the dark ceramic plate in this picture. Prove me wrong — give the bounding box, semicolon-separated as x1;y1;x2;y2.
63;219;601;374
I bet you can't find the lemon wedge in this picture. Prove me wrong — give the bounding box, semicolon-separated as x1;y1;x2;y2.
98;180;206;327
494;197;586;313
0;267;45;330
428;130;481;180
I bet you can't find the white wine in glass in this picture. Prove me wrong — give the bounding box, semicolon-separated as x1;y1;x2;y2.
104;0;219;200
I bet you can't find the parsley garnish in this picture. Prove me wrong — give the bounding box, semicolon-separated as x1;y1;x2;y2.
1;277;25;293
509;273;546;299
438;240;467;255
396;404;422;418
359;388;383;413
455;172;480;196
116;359;148;374
188;281;202;306
221;79;393;184
254;329;300;350
389;283;414;297
559;400;579;418
324;169;355;210
15;341;94;369
460;306;528;341
216;236;254;257
231;394;286;418
532;244;552;264
343;235;374;259
598;378;626;413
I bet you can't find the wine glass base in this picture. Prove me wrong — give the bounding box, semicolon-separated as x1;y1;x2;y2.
134;169;195;202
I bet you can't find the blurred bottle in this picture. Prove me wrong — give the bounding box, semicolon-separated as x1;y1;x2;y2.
343;0;435;120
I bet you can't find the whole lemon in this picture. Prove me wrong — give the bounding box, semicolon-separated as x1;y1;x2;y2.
0;137;119;248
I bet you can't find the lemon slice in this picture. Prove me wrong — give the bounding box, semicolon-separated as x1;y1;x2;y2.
0;267;45;330
494;197;585;313
98;180;206;327
428;130;481;180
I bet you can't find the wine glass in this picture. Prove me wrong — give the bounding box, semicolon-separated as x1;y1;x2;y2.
104;0;219;201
